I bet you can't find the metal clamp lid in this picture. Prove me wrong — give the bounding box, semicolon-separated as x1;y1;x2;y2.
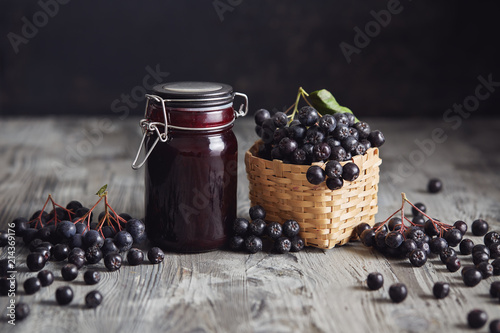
131;92;248;170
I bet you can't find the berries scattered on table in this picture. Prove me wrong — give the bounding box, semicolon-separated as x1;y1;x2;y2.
148;247;165;264
104;252;123;271
37;270;54;287
433;282;450;299
61;264;78;281
84;270;101;285
472;219;489;236
15;303;30;320
127;248;144;266
23;277;41;295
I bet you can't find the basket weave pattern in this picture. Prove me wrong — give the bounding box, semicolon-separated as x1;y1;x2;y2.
245;141;382;249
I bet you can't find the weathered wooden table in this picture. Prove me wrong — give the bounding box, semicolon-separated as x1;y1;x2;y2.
1;117;499;333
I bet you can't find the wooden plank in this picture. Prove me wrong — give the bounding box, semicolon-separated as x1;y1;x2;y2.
0;117;499;333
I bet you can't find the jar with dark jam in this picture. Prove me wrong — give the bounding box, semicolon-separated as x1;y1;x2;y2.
132;82;247;252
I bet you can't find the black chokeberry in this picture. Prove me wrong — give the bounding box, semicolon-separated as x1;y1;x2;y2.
388;217;402;231
459;239;474;255
85;290;103;308
85;246;103;265
366;272;383;290
409;249;427;267
476;262;494;279
57;220;76;239
472;251;489;265
368;130;385;147
444;229;463;247
411;203;426;216
61;264;78;281
389;283;407;303
104;252;122;271
360;229;376;247
342;162;359;182
493;259;500;275
490;281;500;298
298;106;319;126
433;282;450;299
37;270;54;287
127;248;144;266
463;267;482;287
24;277;41;295
467;309;488;329
355;223;371;238
229;235;245;251
290;236;305;252
326;177;343;190
453;220;467;235
275;237;292;254
15;303;30;320
84;270;101;285
472;219;489;236
68;253;86;269
233;218;249;236
101;238;119;257
51;243;70;261
400;239;418;257
148;247;165;264
385;231;404;249
306;166;325;185
249;205;266;220
55;286;74;305
473;244;490;256
439;247;457;264
84;230;104;249
490;243;500;259
490;320;500;333
254;109;271;126
245;235;263;253
266;222;282;240
282;220;300;238
318;114;337;133
427;178;443;193
272;112;288;128
248;219;266;236
126;219;146;244
429;237;448;254
26;252;45;272
446;256;461;272
114;231;133;252
484;231;500;248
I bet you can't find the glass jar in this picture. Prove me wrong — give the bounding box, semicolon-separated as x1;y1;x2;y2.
132;82;248;252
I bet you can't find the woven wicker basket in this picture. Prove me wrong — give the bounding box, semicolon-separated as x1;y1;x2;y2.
245;140;382;249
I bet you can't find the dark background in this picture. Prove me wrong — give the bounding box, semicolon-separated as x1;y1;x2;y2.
1;0;499;118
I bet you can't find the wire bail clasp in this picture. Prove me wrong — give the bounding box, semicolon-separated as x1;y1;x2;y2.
233;92;249;118
131;94;168;170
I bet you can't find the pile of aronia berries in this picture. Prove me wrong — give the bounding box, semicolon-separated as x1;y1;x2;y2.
254;104;385;190
359;192;500;330
229;205;305;254
0;186;165;321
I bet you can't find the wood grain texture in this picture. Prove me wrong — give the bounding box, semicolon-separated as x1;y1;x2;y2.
1;116;500;333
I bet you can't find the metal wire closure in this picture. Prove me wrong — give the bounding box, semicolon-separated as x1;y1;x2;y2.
131;92;248;170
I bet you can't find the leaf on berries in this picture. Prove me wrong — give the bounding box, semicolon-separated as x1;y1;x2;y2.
96;184;108;196
308;89;358;122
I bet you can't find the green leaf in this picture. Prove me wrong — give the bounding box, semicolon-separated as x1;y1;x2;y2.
96;184;108;196
308;89;359;122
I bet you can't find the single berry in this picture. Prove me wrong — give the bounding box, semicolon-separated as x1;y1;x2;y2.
15;303;30;320
245;235;263;254
471;219;489;236
460;239;474;255
85;246;103;265
282;220;300;238
24;277;41;295
148;247;165;264
254;109;271;126
275;237;292;254
266;222;282;240
446;256;461;272
84;270;101;285
114;231;133;252
453;220;467;235
61;264;79;281
127;248;144;266
51;243;70;261
409;249;427;267
68;253;86;269
55;286;74;305
84;230;104;249
366;272;383;290
463;268;482;287
472;251;490;265
385;231;404;249
444;229;463;247
37;270;54;287
411;203;426;216
493;258;500;275
400;239;418;257
126;219;146;244
229;235;245;251
388;217;402;231
101;238;119;257
26;252;46;272
272;112;288;128
290;236;305;252
368;130;385;147
490;281;500;297
439;247;457;264
467;309;488;329
306;166;326;185
433;282;450;299
56;220;76;239
318;114;337;133
342;162;360;182
490;320;500;333
233;218;249;236
473;244;490;256
85;290;103;308
104;252;122;271
476;262;494;279
360;229;376;247
490;243;500;259
389;283;407;303
248;219;266;236
429;237;448;254
298;106;319;126
249;205;266;220
484;231;500;248
355;223;371;238
326;177;343;190
427;178;443;193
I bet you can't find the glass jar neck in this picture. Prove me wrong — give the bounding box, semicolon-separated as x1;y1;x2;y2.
146;102;235;130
